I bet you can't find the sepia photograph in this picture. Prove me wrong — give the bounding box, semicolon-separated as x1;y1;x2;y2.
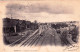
0;0;80;52
3;3;79;47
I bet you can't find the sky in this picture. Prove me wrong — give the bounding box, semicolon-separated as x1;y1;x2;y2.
5;1;75;23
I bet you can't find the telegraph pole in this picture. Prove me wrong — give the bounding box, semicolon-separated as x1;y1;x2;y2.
10;7;12;19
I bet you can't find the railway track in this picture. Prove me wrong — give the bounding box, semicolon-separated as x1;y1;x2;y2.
10;25;66;46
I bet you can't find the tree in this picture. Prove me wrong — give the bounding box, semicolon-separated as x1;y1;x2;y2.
34;20;37;24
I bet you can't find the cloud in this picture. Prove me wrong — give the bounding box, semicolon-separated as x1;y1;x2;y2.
5;3;74;22
6;3;73;14
26;4;73;14
6;3;74;22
